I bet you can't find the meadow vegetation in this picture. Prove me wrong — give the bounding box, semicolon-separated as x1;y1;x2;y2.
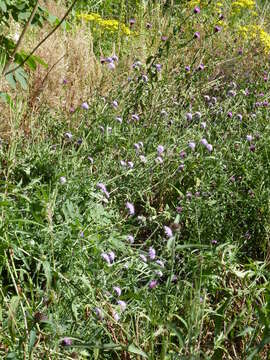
0;0;270;358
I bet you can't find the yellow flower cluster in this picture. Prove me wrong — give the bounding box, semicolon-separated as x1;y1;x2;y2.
232;0;255;10
78;13;131;36
238;24;270;54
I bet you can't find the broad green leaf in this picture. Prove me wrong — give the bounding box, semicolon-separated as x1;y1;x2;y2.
28;329;37;355
14;70;28;90
127;344;148;358
0;1;7;12
5;73;16;89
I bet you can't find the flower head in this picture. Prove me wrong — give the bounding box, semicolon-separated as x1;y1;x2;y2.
82;102;89;110
157;145;164;154
188;141;196;151
194;6;200;14
148;247;156;260
60;176;67;185
61;337;72;346
194;32;200;39
127;235;134;244
149;280;158;289
164;226;173;238
117;300;127;312
113;286;121;297
186;112;193;121
126;202;135;215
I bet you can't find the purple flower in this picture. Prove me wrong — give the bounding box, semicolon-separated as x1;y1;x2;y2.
148;247;156;260
227;111;233;118
194;6;200;14
69;106;75;113
95;307;103;320
204;95;210;102
228;90;236;97
113;286;121;297
108;62;115;70
132;61;142;69
211;239;217;245
82;102;89;110
132;114;139;121
176;206;183;213
185;65;191;72
246;135;253;142
198;63;204;71
61;337;72;346
112;310;120;322
140;254;147;262
134;143;140;151
139;155;147;163
194;32;200;39
237;114;242;121
201;122;206;129
155;64;162;72
112;54;118;62
206;143;213;152
59;176;67;185
62;79;67;85
194;111;201;119
115;116;123;123
97;183;109;198
180;151;186;159
201;138;208;146
164;226;173;238
117;300;127;312
155;156;163;164
129;18;135;25
142;74;148;83
112;100;118;108
156;260;165;268
178;164;184;172
126;202;135;215
127;235;134;244
108;251;115;262
249;144;255;152
120;160;127;167
214;25;221;33
101;253;111;264
161;35;168;41
157;145;164;154
149;280;158;289
186;191;192;200
128;161;134;169
186;112;193;121
188;141;196;151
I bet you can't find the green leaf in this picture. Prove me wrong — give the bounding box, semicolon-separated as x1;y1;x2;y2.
28;329;37;355
8;296;20;340
5;73;16;89
127;344;148;358
0;1;7;12
0;92;14;108
14;70;28;90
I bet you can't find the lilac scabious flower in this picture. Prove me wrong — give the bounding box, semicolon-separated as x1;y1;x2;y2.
112;54;118;62
201;138;208;146
188;141;196;151
228;90;236;97
157;145;164;154
249;144;255;152
138;141;143;148
97;183;109;198
185;65;191;72
186;112;193;121
180;151;186;159
132;61;142;69
227;111;233;118
155;64;162;72
112;310;120;322
142;74;148;83
95;307;103;320
132;114;139;121
148;247;156;260
101;253;111;264
64;132;72;140
129;18;135;25
156;259;165;268
198;64;204;71
237;114;243;121
201;122;206;129
178;164;184;172
214;25;221;33
206;143;213;152
115;116;123;123
127;161;134;169
113;286;121;297
61;337;72;346
117;300;127;312
59;176;66;185
134;143;140;151
176;206;183;213
194;6;200;14
139;155;147;163
126;202;135;215
149;280;158;289
246;135;253;142
108;62;115;70
69;106;75;113
82;102;89;110
186;191;192;200
204;95;210;102
161;35;168;41
164;226;173;238
155;156;163;164
108;251;115;262
194;32;200;39
127;235;134;244
120;160;127;167
112;100;118;108
140;254;147;262
155;270;163;278
194;111;201;119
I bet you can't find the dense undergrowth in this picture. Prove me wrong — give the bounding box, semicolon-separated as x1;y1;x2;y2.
1;0;270;359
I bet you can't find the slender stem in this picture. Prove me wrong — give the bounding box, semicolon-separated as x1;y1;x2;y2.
2;0;40;75
4;0;78;76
